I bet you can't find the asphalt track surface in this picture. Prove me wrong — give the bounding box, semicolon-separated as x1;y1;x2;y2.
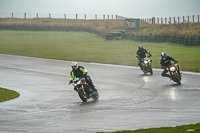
0;54;200;133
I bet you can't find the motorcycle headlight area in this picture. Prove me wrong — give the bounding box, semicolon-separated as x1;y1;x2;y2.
144;60;148;64
170;67;176;71
73;83;77;86
73;80;81;86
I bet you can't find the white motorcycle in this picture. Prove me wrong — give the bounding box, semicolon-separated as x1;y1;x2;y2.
140;57;153;75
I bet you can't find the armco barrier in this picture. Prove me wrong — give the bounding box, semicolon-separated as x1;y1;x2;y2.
0;24;199;46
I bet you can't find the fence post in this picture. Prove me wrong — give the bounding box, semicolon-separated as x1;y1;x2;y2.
36;13;38;18
116;15;117;20
152;17;155;25
85;14;86;20
95;14;97;20
49;13;51;18
188;16;189;22
165;18;167;24
12;13;13;18
157;18;159;24
76;14;78;19
193;15;194;23
198;15;199;23
174;17;175;24
169;17;171;24
178;16;179;23
24;13;26;19
183;16;184;23
64;14;66;19
103;14;105;20
112;15;113;19
108;15;109;20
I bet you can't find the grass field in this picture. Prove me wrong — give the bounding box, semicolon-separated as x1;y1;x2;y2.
0;30;200;72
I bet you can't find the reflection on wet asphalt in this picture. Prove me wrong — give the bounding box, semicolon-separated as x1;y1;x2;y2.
0;54;200;133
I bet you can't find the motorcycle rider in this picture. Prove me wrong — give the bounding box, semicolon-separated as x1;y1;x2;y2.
160;52;180;79
69;62;97;92
136;45;152;70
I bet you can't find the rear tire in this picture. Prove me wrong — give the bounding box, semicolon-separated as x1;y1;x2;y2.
78;89;88;102
92;91;99;100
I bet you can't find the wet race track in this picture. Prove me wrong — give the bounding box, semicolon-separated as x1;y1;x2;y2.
0;54;200;133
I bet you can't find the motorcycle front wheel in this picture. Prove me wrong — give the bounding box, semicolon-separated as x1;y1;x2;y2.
78;88;88;102
148;65;153;75
174;74;181;85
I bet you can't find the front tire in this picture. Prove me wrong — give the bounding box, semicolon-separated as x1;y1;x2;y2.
142;66;147;74
148;65;153;75
174;74;181;85
78;89;88;102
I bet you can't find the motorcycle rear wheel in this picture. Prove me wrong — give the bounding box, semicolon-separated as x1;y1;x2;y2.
92;91;99;100
78;89;88;102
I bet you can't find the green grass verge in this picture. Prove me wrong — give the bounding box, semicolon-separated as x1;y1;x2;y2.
0;87;20;102
0;30;199;72
98;123;200;133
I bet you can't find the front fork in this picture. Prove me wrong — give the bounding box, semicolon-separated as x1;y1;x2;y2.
170;69;180;77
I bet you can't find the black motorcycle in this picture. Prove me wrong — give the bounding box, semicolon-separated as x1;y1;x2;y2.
71;77;99;102
165;62;182;85
140;57;153;75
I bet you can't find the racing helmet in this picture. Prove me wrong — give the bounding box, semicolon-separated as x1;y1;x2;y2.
161;52;167;60
138;45;143;50
71;62;78;70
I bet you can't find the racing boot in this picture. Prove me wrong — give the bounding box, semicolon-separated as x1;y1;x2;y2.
166;74;172;81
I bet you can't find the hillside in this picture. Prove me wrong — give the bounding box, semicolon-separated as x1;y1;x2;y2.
0;18;200;38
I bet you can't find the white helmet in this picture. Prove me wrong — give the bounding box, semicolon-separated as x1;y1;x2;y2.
71;62;78;70
161;52;167;60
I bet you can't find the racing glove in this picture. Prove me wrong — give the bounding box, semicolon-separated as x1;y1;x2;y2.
69;80;74;84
